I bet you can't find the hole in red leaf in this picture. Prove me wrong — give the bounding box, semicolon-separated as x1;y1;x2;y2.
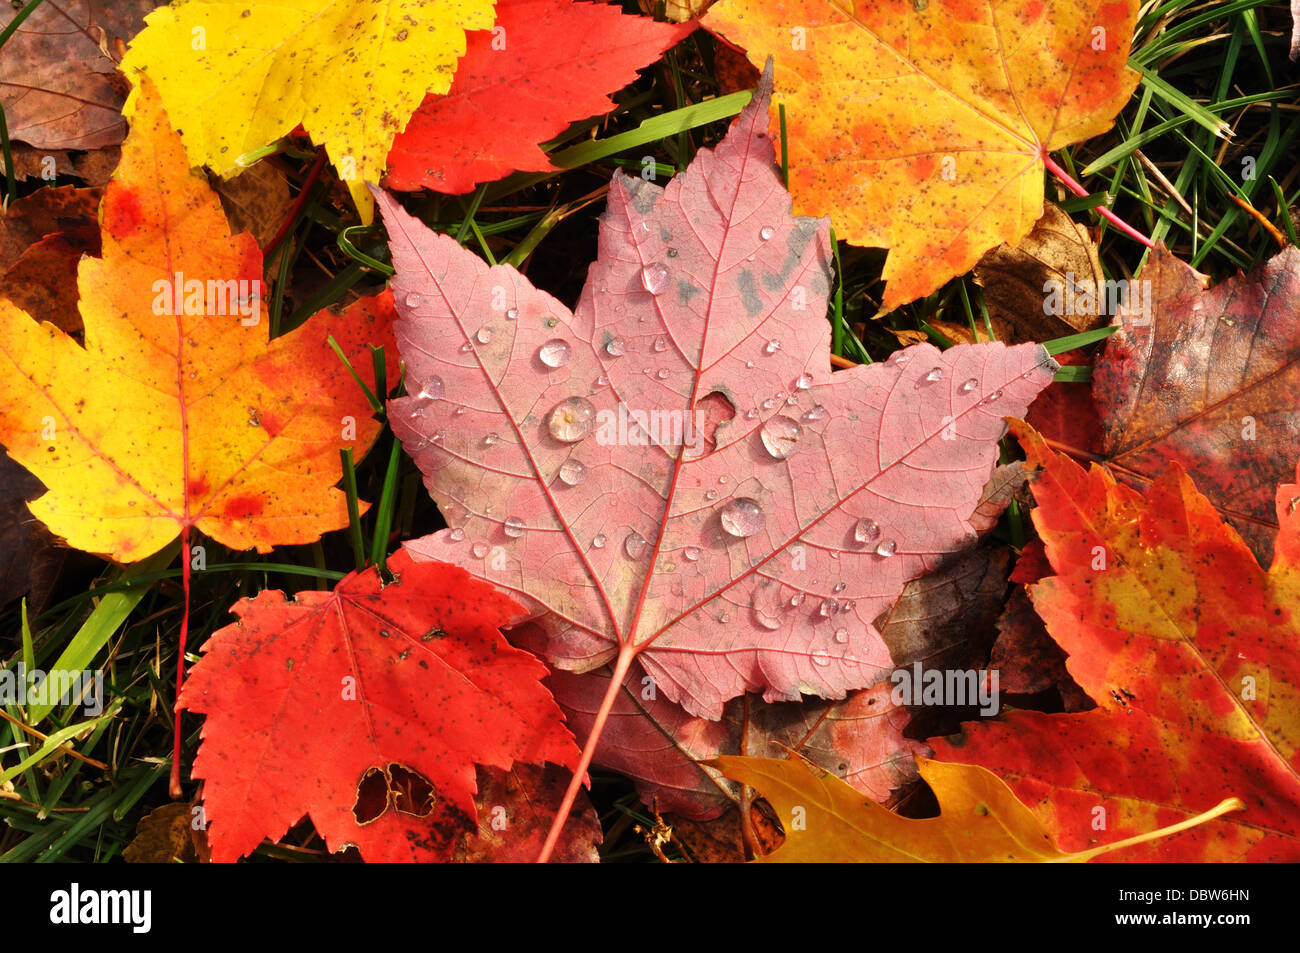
352;763;437;826
691;390;736;456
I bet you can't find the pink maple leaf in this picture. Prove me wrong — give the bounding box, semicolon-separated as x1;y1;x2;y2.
374;66;1057;858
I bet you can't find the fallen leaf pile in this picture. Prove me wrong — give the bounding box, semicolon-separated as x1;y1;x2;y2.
0;0;1294;868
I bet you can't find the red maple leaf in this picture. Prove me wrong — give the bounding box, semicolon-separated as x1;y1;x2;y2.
385;0;694;194
181;549;580;862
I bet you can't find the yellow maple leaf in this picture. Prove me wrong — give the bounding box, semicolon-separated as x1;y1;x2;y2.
0;80;396;564
703;0;1141;312
711;755;1242;862
120;0;497;220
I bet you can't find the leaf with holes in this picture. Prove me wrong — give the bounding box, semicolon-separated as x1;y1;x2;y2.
375;66;1056;855
182;549;580;862
701;0;1141;312
0;80;396;565
930;421;1300;861
385;0;694;194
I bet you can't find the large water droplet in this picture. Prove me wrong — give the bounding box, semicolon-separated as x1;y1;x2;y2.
448;527;465;541
760;415;803;459
504;516;525;538
624;531;648;559
404;292;422;308
819;598;838;617
833;628;849;644
653;336;667;353
505;307;519;321
789;592;805;608
558;459;587;486
853;519;880;545
719;497;765;538
592;533;607;549
812;650;831;667
763;339;781;355
605;338;625;357
759;225;775;241
795;373;813;390
476;327;493;344
471;542;489;558
538;339;571;367
875;539;897;557
417;376;444;401
924;366;943;382
683;545;701;562
547;396;596;442
960;377;978;393
641;262;671;295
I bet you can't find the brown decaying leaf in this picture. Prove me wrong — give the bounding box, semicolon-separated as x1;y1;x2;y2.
213;161;293;251
0;454;64;612
0;1;158;151
0;185;101;334
453;764;602;863
123;802;205;863
974;203;1108;340
1092;244;1300;562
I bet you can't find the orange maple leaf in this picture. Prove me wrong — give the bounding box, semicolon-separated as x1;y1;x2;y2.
703;0;1141;312
0;80;396;565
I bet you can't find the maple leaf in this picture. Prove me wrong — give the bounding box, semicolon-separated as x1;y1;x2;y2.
711;755;1242;862
0;1;158;151
375;66;1055;856
701;0;1141;312
0;80;396;565
182;549;580;862
930;421;1300;861
1091;245;1300;562
378;66;1055;719
385;0;694;194
119;0;496;217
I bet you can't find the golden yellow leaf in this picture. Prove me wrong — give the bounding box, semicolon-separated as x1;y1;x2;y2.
711;755;1242;862
119;0;497;218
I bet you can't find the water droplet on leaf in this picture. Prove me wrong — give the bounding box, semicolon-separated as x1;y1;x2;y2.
538;339;571;367
641;262;671;295
547;396;596;442
719;497;765;537
760;415;803;459
558;459;587;486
